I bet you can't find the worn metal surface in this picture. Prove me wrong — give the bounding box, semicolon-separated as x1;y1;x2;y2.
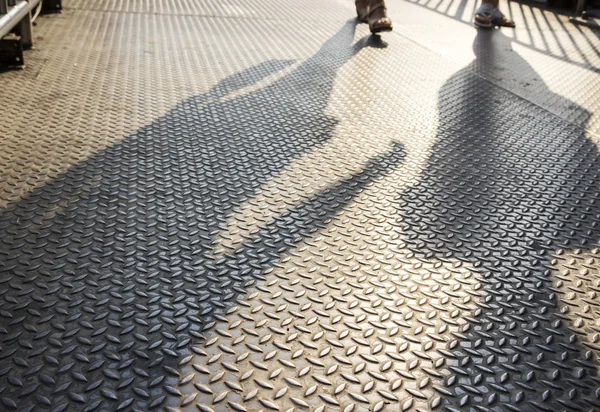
1;0;600;411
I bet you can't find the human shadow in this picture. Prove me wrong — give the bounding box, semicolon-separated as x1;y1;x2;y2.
0;21;405;411
399;29;600;410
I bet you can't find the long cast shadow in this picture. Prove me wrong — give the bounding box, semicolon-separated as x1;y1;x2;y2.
0;21;403;411
400;29;600;410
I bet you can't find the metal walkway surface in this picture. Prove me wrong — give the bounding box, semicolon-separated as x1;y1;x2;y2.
1;0;600;411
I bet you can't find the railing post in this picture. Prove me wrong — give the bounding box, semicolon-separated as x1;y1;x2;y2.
0;0;8;16
16;9;31;49
42;0;62;14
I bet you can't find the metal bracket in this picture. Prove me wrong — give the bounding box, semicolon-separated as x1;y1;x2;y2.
0;33;24;68
14;9;32;49
41;0;61;14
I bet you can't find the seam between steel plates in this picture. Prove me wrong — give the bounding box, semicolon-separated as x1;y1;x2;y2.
464;69;599;139
384;24;600;141
462;68;600;141
400;20;593;34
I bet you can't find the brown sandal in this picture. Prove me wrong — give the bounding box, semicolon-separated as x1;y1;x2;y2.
356;0;393;32
492;9;516;27
368;0;393;33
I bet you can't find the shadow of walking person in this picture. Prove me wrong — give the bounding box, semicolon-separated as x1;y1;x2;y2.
0;21;401;412
399;29;600;411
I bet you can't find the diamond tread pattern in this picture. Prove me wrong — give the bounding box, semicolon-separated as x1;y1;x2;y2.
1;1;600;412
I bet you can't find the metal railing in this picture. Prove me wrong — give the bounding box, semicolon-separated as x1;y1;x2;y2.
0;2;33;39
0;0;42;67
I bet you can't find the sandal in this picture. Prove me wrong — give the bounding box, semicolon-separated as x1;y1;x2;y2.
474;3;494;28
491;8;516;27
368;0;393;33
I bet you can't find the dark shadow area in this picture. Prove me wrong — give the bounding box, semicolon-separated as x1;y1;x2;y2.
399;29;600;410
0;21;404;411
403;0;600;72
368;34;390;48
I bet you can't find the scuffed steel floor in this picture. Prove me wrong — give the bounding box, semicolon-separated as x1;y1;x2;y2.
1;0;600;411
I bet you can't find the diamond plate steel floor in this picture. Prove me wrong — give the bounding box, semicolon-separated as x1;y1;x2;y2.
1;1;600;411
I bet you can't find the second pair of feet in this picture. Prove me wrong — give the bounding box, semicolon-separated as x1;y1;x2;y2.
474;3;516;28
356;0;393;33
